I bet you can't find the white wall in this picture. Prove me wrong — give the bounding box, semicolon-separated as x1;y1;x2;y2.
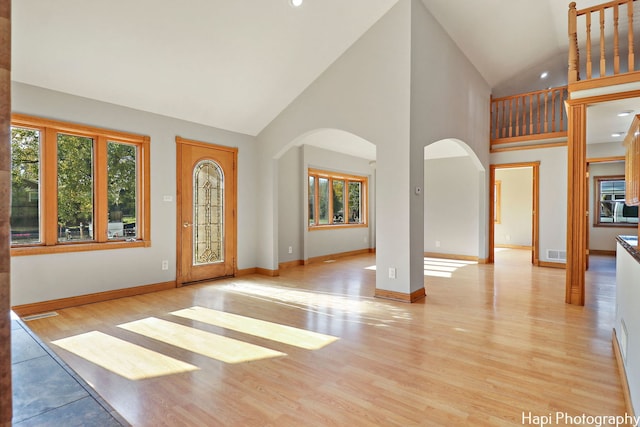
409;0;490;168
495;167;533;247
278;146;303;263
259;0;491;297
491;146;567;263
587;141;626;158
589;161;632;252
257;0;413;294
410;0;491;272
11;82;258;305
615;240;640;414
424;155;481;257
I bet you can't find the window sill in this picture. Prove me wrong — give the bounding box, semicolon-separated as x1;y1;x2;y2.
593;223;639;228
11;240;151;256
308;224;368;231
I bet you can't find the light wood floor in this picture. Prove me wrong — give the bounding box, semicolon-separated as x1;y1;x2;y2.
24;250;628;426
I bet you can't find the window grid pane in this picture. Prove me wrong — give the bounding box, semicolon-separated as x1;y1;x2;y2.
597;178;638;225
107;142;138;240
308;176;315;226
57;133;94;242
348;181;362;223
10;127;41;245
332;180;345;223
318;178;329;225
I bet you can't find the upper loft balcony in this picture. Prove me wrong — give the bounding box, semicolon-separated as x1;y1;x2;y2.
491;86;568;151
568;0;640;91
491;0;640;150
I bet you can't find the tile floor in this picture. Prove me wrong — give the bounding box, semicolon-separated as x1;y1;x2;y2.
11;312;129;426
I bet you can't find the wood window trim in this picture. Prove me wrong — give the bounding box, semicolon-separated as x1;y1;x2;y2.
10;114;151;256
494;180;502;224
593;174;637;228
307;168;368;230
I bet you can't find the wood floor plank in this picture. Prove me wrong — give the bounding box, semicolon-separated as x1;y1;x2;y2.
23;250;630;426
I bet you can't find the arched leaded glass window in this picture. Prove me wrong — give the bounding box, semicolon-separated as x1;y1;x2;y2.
193;160;224;265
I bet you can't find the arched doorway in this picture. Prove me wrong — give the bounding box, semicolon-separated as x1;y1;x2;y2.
423;139;487;264
275;128;376;268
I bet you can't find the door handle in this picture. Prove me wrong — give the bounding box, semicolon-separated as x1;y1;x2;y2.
183;221;192;228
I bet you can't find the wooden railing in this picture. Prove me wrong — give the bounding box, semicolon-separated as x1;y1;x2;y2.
569;0;637;83
490;87;568;144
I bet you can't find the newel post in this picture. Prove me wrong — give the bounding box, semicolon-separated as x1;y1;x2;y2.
568;2;579;83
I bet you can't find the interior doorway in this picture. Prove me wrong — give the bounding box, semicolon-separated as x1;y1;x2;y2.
489;162;539;265
587;158;632;261
176;137;237;285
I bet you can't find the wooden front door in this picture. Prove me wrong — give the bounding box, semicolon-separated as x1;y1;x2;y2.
176;137;237;285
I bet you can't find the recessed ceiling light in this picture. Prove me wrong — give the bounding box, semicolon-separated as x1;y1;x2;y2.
611;132;624;137
618;110;633;117
540;71;549;79
290;0;303;7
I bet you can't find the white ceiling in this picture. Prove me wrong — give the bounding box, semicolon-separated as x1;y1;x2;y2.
12;0;398;136
587;98;640;144
11;0;634;153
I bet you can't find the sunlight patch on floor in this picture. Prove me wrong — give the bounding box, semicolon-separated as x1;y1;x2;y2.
171;306;339;350
118;317;286;364
223;281;412;325
52;331;199;380
424;257;477;278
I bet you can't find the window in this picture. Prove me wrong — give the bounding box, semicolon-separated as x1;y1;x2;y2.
308;169;367;228
10;114;150;255
594;176;638;226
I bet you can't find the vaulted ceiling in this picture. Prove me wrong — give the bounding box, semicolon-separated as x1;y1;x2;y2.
11;0;607;137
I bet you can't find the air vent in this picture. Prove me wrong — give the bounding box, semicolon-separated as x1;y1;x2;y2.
547;249;567;261
22;312;59;321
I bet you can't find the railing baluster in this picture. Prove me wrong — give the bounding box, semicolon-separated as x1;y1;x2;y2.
529;94;533;135
544;91;549;133
502;99;507;138
600;8;606;77
569;2;579;83
509;98;513;138
489;96;498;139
614;3;620;74
560;88;565;131
629;0;635;72
537;93;542;134
515;97;520;136
552;90;557;132
513;97;520;136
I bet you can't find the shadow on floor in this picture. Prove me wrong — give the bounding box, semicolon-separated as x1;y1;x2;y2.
11;312;129;426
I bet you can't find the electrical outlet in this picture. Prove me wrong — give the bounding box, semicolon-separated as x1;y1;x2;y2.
288;246;293;254
435;241;441;248
161;260;169;270
388;267;396;279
